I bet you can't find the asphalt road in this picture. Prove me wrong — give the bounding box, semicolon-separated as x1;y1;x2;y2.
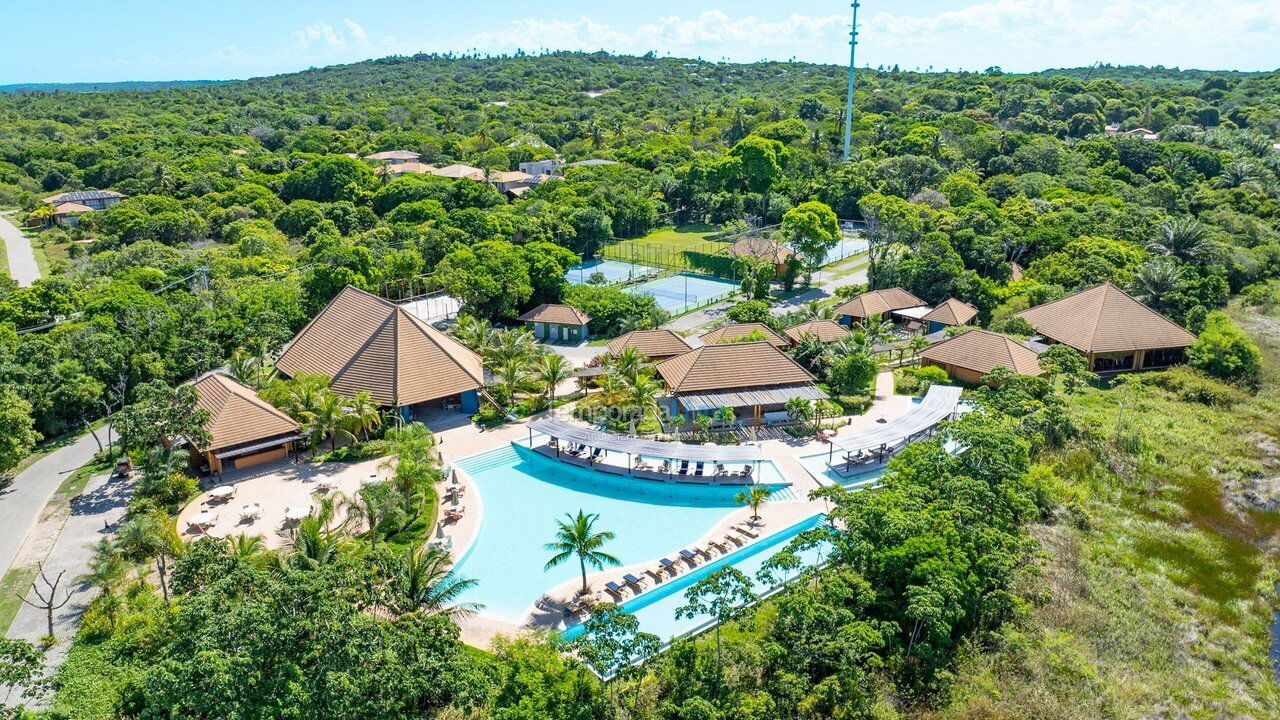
0;433;100;582
0;212;40;287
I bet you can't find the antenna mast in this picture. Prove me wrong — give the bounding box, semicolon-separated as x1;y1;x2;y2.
842;1;860;161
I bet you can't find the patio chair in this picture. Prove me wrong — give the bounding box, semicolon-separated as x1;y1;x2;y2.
623;574;647;591
693;462;705;476
645;567;666;583
714;463;727;475
659;460;671;474
603;581;626;598
724;533;744;547
677;460;690;475
445;506;466;523
658;558;679;575
735;524;759;539
741;465;754;478
708;539;729;554
679;549;700;566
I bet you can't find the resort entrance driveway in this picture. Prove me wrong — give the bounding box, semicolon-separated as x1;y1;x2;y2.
0;212;40;287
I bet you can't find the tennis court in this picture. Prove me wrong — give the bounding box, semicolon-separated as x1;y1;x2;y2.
565;258;662;286
625;272;741;315
819;228;870;264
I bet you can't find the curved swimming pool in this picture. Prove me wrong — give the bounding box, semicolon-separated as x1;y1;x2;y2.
451;444;796;624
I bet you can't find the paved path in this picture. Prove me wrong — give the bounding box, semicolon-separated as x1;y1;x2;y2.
8;472;131;669
0;434;101;581
0;212;40;287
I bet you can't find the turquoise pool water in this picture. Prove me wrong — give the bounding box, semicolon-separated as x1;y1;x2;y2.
452;444;796;624
563;513;831;644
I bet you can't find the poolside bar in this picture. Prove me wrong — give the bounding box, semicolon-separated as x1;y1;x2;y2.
526;418;766;485
826;385;964;476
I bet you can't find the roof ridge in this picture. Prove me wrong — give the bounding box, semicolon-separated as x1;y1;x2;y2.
401;309;485;385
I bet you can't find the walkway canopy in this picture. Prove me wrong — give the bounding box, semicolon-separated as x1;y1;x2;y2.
831;385;963;453
528;418;764;462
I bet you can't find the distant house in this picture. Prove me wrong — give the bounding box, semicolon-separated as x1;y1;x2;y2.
698;323;789;349
519;159;562;176
1015;283;1196;374
519;304;591;343
275;286;484;419
51;202;93;228
432;164;487;181
189;372;302;477
41;189;124;211
835;288;928;327
606;329;694;362
375;162;436;179
364;150;420;165
920;329;1042;385
1124;127;1160;141
656;342;825;425
784;319;850;345
920;298;979;334
727;236;795;275
489;170;534;194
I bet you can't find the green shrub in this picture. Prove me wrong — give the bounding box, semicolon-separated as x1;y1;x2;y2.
726;300;772;324
472;405;510;428
1187;311;1261;386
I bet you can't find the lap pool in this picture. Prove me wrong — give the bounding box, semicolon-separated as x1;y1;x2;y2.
451;444;796;624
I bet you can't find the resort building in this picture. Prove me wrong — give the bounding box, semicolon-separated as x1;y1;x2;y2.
41;189;124;211
835;288;928;327
921;298;979;334
605;329;694;362
727;236;795;275
784;319;850;345
518;303;591;343
375;162;435;179
919;329;1043;384
188;372;302;476
656;342;825;424
432;164;487;181
519;159;562;175
698;323;789;349
275;286;484;418
51;202;93;227
363;150;420;164
1015;283;1197;374
489;170;534;194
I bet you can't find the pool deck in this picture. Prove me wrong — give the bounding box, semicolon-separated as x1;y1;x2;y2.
429;370;918;649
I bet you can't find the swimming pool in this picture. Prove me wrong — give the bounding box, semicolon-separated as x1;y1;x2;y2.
625;272;741;314
566;259;661;286
562;513;831;644
451;444;794;624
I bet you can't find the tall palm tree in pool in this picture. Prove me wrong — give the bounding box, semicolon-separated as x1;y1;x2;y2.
735;486;772;525
545;510;621;595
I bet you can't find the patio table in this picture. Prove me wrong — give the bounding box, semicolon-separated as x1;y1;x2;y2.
209;486;234;499
285;506;311;522
191;511;216;528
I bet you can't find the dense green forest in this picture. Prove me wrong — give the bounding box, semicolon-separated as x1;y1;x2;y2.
1;52;1279;719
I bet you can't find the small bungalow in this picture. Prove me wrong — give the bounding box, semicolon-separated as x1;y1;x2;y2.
189;372;302;477
727;236;795;275
375;162;436;179
51;202;93;228
698;323;789;349
519;303;591;343
432;164;487;181
920;329;1042;385
921;298;979;334
519;159;562;176
605;329;694;362
784;319;850;345
656;342;826;425
364;150;421;165
275;286;484;419
835;288;928;327
489;170;534;194
1015;283;1197;374
41;189;124;211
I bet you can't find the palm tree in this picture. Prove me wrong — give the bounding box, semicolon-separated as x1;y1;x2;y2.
538;353;573;409
544;510;621;595
452;315;495;353
694;414;713;439
79;539;126;627
115;514;180;603
669;413;686;439
785;397;814;430
1215;160;1262;189
626;373;665;427
734;486;772;524
1149;217;1212;262
287;498;347;570
389;542;481;619
308;390;356;451
224;534;266;562
345;391;382;441
1130;259;1184;310
713;406;736;429
803;300;834;321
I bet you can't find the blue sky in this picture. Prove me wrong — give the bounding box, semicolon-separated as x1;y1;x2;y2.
4;0;1278;84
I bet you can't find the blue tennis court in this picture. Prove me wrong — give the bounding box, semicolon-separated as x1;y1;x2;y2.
565;259;661;286
625;272;741;314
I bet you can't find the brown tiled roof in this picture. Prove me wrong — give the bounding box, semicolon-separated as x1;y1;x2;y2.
835;288;926;319
727;236;794;264
698;323;789;348
490;170;533;183
376;162;435;176
52;202;93;215
921;329;1043;376
276;286;483;407
191;373;300;453
432;164;486;180
364;150;420;161
605;329;694;360
921;298;978;327
784;319;851;344
518;303;590;325
657;342;815;393
1015;283;1196;354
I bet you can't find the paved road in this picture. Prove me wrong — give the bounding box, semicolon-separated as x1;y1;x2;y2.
8;472;131;669
0;212;40;287
0;433;101;582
